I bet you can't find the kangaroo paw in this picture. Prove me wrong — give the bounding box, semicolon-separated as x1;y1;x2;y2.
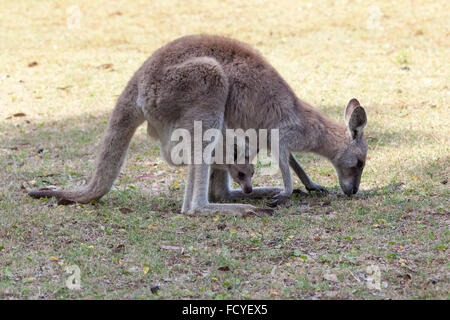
293;188;308;196
306;182;328;194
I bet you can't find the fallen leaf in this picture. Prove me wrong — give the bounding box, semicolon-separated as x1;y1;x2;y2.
217;223;226;230
28;61;38;67
108;11;122;16
324;273;339;282
143;267;149;274
13;112;26;117
49;257;58;262
270;266;277;276
270;289;279;296
96;63;113;70
218;266;230;272
56;85;73;91
136;174;156;180
119;207;132;214
113;244;125;253
325;291;338;297
160;245;180;251
127;266;139;273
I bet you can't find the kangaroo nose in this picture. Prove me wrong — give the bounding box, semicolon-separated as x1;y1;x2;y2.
243;186;252;194
352;186;358;194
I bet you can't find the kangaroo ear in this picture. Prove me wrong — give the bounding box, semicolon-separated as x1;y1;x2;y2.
344;99;367;139
344;98;361;123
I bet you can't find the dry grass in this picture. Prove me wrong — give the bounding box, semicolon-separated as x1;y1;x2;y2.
0;0;448;299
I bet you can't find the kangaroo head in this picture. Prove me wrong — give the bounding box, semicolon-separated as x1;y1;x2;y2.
332;98;368;196
227;163;255;194
227;142;255;194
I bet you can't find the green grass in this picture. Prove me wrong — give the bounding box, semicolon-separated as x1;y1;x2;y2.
0;0;448;299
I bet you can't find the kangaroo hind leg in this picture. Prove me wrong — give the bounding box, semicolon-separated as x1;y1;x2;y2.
164;57;273;216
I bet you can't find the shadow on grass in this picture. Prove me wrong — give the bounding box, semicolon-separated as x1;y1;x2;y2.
0;110;150;164
290;181;406;201
1;102;438;160
1;105;445;210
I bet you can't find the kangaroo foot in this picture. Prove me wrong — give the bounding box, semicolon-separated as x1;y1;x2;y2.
187;203;274;217
266;192;291;208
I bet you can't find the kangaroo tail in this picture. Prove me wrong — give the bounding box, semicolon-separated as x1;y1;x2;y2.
29;79;145;203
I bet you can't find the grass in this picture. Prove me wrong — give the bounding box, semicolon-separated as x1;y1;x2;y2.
0;0;448;299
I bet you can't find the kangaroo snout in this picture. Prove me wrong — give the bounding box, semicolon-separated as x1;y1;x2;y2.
343;187;353;196
242;185;253;194
339;177;359;196
341;183;359;196
343;186;358;196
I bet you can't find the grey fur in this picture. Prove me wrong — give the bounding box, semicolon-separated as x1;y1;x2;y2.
29;35;368;215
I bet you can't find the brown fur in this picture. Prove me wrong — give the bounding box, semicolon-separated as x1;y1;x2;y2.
29;35;368;215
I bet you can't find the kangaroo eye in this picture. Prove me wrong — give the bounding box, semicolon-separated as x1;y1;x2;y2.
238;172;245;179
356;160;364;168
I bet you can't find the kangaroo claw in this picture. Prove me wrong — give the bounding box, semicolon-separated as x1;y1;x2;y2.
306;183;328;194
266;192;291;207
293;189;308;196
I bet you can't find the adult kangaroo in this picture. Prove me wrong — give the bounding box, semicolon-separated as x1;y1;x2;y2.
29;35;368;215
